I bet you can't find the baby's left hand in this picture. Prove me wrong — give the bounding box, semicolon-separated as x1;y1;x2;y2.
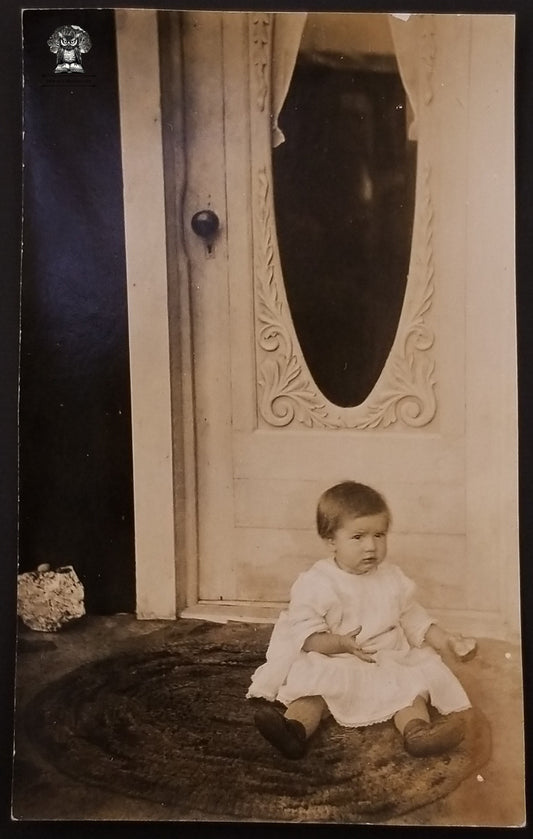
447;634;477;661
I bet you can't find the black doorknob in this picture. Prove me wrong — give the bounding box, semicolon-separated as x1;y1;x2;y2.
191;210;220;240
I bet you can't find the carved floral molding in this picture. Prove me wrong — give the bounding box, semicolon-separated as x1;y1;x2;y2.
256;169;339;429
252;14;438;431
419;15;437;107
251;13;270;112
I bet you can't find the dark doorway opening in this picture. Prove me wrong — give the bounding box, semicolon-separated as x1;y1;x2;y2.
20;9;135;614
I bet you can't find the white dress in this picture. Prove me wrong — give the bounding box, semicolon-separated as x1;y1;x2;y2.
247;559;471;727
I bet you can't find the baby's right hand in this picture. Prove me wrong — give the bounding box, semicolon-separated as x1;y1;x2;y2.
339;627;376;663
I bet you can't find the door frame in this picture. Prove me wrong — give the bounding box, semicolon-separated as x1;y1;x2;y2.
115;9;178;619
115;10;518;639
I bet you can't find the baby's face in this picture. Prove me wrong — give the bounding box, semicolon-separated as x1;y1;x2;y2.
328;513;388;575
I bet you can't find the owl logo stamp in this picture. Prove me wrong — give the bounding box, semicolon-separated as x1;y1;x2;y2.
47;25;92;74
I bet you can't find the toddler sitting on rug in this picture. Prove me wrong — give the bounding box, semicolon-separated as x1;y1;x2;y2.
247;481;477;760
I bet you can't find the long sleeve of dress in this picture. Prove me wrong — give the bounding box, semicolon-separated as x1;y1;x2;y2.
246;564;340;700
284;571;341;648
395;566;434;647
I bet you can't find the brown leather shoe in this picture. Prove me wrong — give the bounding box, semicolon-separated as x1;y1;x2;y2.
403;715;465;757
254;706;307;759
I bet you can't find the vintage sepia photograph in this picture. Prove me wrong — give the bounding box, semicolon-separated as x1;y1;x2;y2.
13;8;524;826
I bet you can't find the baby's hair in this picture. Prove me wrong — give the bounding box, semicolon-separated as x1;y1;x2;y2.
316;481;391;540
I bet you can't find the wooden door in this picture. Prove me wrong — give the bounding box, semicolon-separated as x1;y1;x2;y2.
178;12;516;637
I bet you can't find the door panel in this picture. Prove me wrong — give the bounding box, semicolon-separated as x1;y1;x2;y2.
234;479;465;534
180;12;516;636
233;432;464;484
233;528;468;608
184;11;467;606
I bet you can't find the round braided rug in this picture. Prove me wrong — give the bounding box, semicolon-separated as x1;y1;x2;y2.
24;630;491;822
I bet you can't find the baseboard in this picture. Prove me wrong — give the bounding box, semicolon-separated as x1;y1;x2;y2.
179;602;282;625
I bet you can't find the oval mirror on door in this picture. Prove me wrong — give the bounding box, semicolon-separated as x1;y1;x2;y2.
273;13;417;409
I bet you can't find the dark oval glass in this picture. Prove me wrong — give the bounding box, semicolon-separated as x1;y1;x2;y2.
273;53;417;408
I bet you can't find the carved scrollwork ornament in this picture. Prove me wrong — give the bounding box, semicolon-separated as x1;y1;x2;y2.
419;15;437;106
251;14;271;112
254;160;437;430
